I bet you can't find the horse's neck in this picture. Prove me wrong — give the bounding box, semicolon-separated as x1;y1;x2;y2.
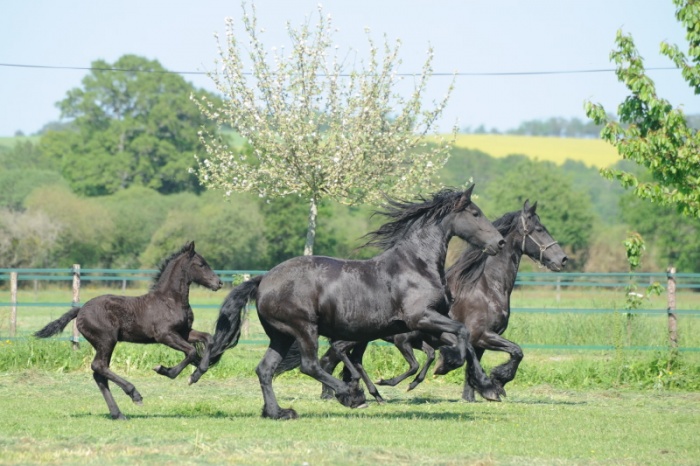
486;230;523;288
407;223;450;268
153;259;191;304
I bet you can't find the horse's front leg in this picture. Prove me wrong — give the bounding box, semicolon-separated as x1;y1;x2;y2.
153;331;198;380
296;335;367;410
414;312;500;402
186;329;213;385
344;341;384;404
472;332;522;399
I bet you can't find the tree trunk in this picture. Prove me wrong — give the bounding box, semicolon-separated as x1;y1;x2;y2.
303;196;318;256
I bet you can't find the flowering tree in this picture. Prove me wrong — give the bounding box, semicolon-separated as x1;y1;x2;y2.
585;0;700;218
193;4;455;254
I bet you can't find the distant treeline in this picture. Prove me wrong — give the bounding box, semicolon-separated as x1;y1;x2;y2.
462;115;700;138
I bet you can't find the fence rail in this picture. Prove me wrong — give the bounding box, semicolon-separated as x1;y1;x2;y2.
2;267;699;351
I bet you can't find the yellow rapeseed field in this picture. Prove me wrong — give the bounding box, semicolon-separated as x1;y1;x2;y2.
446;134;620;169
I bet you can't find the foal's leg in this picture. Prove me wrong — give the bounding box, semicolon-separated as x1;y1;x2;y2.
89;341;143;420
414;312;500;402
186;329;213;384
153;330;209;381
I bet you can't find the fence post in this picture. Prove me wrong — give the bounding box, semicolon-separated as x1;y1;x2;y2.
10;272;17;338
242;273;250;338
667;266;677;349
556;276;561;303
71;264;81;350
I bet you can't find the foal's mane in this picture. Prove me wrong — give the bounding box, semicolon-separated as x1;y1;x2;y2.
362;188;467;251
151;243;192;289
446;210;521;290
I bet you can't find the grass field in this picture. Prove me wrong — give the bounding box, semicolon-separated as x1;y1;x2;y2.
1;285;699;464
450;134;620;169
0;371;698;465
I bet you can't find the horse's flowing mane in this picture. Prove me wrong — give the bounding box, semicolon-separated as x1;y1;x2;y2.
362;188;467;251
151;243;192;289
446;210;521;290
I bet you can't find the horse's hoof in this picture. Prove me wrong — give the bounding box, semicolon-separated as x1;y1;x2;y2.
479;389;502;402
153;365;162;373
112;413;128;421
263;408;298;420
354;403;369;409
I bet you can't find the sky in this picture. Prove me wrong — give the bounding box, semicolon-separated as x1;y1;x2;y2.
1;1;698;137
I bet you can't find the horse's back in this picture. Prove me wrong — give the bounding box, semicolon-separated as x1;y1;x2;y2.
258;255;404;339
76;293;175;343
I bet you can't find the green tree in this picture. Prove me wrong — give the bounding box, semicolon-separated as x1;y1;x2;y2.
585;0;700;217
42;54;220;196
620;191;700;273
24;185;115;266
483;157;595;269
139;192;267;270
193;4;455;255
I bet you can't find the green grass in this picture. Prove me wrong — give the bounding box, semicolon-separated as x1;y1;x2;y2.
0;371;698;465
1;286;699;464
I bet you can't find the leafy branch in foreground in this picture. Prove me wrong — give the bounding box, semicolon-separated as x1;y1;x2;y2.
585;0;700;218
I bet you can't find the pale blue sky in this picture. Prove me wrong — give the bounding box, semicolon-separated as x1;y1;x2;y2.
1;1;697;137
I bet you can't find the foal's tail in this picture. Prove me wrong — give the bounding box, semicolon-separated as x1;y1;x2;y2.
208;275;263;367
34;307;80;338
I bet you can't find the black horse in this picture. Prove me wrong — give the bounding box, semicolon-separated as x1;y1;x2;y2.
310;201;567;402
197;186;505;419
35;241;223;420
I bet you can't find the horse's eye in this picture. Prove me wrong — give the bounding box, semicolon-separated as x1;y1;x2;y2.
536;227;543;232
472;211;480;217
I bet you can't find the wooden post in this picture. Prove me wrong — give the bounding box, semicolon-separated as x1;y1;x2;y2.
10;272;17;338
667;266;677;349
242;273;250;338
71;264;81;350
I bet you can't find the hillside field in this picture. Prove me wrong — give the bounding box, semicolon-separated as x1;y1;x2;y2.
449;134;620;168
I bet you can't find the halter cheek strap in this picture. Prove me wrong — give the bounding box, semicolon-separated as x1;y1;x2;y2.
520;215;558;267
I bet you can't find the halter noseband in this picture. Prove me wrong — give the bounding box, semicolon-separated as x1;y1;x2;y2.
520;214;557;267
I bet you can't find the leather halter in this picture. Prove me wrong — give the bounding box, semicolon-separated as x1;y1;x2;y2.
520;214;557;267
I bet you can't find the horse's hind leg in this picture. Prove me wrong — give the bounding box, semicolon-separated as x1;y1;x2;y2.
339;341;384;404
295;335;367;410
408;341;436;391
90;343;142;419
92;372;125;420
256;329;298;420
319;345;343;400
187;329;213;385
377;334;421;387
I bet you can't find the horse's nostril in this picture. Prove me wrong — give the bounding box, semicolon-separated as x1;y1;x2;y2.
498;239;506;249
562;256;568;266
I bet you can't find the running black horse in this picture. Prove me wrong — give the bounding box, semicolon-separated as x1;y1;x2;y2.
35;241;223;420
196;186;505;419
310;200;567;402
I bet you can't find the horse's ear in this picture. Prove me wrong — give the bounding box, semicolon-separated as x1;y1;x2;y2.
185;241;195;257
523;199;531;213
529;201;538;214
456;184;475;210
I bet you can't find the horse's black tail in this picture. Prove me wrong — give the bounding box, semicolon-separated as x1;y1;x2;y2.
208;275;263;367
274;340;302;376
34;307;81;338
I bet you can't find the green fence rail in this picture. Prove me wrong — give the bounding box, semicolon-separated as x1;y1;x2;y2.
1;268;699;351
